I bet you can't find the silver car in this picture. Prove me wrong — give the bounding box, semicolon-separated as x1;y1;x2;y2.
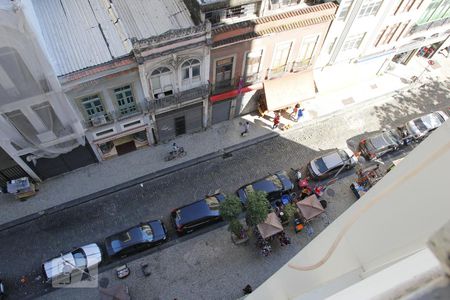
42;243;102;283
406;111;448;140
308;149;357;180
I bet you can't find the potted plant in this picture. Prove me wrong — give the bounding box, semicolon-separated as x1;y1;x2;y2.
245;191;270;227
219;195;248;244
280;203;297;227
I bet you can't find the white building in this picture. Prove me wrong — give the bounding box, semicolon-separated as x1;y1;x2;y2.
0;0;90;184
315;0;450;91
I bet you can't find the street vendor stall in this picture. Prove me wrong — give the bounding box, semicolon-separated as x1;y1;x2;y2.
257;212;283;239
296;194;325;222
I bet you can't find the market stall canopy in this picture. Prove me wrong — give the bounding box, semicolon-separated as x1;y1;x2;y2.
257;212;283;239
263;71;315;112
296;194;324;221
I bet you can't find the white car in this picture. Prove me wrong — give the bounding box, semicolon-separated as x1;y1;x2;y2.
406;111;448;140
42;243;102;283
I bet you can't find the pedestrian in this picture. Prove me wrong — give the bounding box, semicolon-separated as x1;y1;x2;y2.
273;113;280;129
290;103;300;120
296;107;305;122
241;121;250;136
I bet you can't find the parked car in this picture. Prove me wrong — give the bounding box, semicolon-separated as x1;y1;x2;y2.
307;149;357;180
42;243;102;283
405;111;448;140
171;193;225;236
104;220;167;258
359;130;401;160
237;171;294;205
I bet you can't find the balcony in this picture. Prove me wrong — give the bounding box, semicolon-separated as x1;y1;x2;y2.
147;84;209;112
267;64;288;79
244;72;263;85
291;59;311;73
83;103;144;128
211;78;240;95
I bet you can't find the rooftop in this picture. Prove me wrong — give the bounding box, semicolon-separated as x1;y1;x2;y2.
31;0;193;76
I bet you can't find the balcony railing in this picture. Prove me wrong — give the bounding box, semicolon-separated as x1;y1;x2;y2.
83;103;143;128
291;59;311;73
147;84;209;111
210;78;240;95
244;72;263;85
267;64;288;79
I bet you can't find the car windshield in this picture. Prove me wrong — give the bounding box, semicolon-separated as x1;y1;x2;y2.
205;196;220;210
118;231;132;243
140;224;154;241
72;249;87;269
314;158;328;174
244;184;254;197
338;150;350;163
267;175;283;189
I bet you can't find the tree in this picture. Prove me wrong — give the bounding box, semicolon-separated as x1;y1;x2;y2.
245;191;270;227
219;195;243;237
219;194;242;222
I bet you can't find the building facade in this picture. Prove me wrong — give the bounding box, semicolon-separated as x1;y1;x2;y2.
315;0;450;87
0;0;94;185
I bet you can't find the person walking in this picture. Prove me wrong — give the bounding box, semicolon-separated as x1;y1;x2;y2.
241;121;250;136
272;113;280;129
296;106;305;122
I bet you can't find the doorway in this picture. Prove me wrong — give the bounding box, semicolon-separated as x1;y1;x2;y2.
175;116;186;136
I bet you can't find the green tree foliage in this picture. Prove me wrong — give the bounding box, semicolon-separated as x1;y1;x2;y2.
245;191;269;227
219;194;242;222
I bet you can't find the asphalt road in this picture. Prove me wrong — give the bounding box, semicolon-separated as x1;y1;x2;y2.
1;80;449;299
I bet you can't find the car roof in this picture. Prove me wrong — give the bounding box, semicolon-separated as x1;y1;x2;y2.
369;132;397;149
43;243;101;280
105;225;151;254
321;152;343;169
176;194;223;225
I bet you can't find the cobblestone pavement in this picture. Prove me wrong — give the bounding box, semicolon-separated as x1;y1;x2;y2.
0;81;448;299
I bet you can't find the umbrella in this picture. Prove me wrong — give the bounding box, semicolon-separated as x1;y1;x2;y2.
257;212;283;239
296;194;325;221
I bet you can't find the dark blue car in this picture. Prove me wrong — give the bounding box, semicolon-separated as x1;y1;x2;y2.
237;171;294;205
171;193;225;235
104;220;167;257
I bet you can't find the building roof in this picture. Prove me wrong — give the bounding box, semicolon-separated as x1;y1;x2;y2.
31;0;193;76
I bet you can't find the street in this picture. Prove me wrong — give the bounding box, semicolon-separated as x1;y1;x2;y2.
0;80;449;299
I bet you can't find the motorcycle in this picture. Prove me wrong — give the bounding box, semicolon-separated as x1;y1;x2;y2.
165;147;186;161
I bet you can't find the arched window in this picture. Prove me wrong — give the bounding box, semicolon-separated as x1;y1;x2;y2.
181;59;201;85
150;67;173;98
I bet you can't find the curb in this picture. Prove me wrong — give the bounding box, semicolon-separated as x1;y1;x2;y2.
0;132;278;233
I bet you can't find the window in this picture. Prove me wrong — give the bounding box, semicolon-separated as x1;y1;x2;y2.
32;102;67;137
374;26;387;47
215;57;233;87
337;0;354;21
114;85;136;116
140;225;154;241
81;94;106;119
181;59;201;85
150;67;173;99
342;33;365;51
395;21;410;41
205;10;224;25
271;42;292;74
358;0;383;18
298;35;319;67
226;6;245;18
270;0;297;10
243;50;263;83
382;23;401;45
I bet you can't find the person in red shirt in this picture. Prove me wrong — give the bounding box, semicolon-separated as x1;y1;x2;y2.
273;113;280;129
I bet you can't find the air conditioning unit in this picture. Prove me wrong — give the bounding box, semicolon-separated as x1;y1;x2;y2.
91;115;107;126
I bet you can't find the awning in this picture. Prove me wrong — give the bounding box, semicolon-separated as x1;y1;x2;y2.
210;83;262;103
263;71;315;111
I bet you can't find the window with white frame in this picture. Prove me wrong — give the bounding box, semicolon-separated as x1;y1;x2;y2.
342;33;366;51
243;50;263;83
150;67;173;99
358;0;383;18
181;59;201;85
297;35;319;67
271;42;292;73
114;85;136;116
337;0;354;21
270;0;297;10
81;94;106;119
215;57;234;87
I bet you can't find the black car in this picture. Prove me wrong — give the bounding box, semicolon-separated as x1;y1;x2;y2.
359;130;401;160
171;193;225;236
237;171;294;205
104;220;167;257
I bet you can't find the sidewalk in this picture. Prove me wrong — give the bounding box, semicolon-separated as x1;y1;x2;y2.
1;54;448;230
